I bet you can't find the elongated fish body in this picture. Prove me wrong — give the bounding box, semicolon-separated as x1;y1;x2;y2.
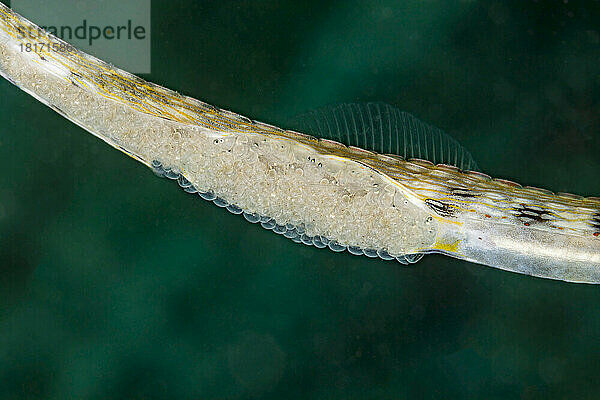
1;4;599;283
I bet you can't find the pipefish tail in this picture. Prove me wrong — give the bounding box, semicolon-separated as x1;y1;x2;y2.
1;4;599;284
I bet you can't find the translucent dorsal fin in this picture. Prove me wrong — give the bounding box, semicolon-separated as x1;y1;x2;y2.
287;102;479;171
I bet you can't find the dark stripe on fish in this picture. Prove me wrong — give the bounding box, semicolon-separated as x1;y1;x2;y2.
425;199;455;218
450;187;480;198
591;213;600;233
513;204;552;224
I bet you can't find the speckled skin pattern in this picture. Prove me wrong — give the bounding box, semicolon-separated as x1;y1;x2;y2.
1;3;599;282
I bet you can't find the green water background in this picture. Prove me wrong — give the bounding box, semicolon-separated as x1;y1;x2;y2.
0;0;599;399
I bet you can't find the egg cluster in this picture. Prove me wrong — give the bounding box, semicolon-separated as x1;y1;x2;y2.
0;32;438;258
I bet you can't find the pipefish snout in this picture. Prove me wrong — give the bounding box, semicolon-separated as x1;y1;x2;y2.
0;3;599;283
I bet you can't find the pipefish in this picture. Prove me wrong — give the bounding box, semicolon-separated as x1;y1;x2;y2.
0;4;598;283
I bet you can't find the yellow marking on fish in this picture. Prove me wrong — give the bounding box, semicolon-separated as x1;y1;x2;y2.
433;238;462;254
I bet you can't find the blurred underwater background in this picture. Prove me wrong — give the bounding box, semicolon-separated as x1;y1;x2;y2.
0;0;599;398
